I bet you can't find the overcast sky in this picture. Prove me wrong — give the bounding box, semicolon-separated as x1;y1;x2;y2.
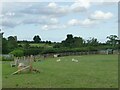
0;0;118;42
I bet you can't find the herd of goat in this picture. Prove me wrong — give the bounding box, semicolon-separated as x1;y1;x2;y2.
56;58;78;62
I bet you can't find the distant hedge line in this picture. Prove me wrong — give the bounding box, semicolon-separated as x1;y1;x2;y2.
8;47;98;57
8;44;117;57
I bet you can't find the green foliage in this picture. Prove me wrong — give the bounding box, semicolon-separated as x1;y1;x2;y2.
62;34;74;48
62;34;84;48
10;49;24;57
53;43;61;48
2;36;18;54
42;48;59;54
2;34;119;55
33;35;41;43
73;37;84;47
8;36;18;50
45;41;52;44
42;47;98;54
23;42;30;49
23;47;43;55
2;38;9;54
86;37;99;46
106;35;118;47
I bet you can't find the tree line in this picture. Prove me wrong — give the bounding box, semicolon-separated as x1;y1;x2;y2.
2;34;119;57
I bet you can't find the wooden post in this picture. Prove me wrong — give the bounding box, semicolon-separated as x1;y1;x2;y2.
12;66;30;75
12;55;40;75
29;55;33;72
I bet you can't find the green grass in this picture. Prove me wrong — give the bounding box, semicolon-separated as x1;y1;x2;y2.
18;43;54;48
30;43;48;47
2;55;118;88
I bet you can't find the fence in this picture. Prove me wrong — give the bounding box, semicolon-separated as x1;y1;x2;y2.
1;54;14;61
42;50;119;58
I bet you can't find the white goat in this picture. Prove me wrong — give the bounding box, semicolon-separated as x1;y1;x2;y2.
56;59;61;62
72;58;78;62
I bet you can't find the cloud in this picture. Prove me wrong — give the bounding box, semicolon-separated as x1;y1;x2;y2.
1;2;114;29
67;10;113;27
0;14;4;18
5;12;15;16
48;2;58;9
42;18;97;30
90;11;113;20
2;10;26;19
23;17;59;25
20;2;69;18
1;18;21;28
20;1;90;18
42;24;66;30
67;10;113;28
68;18;95;27
68;19;80;26
1;11;24;28
50;18;59;24
70;0;91;12
1;2;92;28
47;2;70;17
23;18;45;25
1;0;120;2
81;18;95;26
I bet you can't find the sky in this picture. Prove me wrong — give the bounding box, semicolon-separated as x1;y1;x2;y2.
0;0;118;43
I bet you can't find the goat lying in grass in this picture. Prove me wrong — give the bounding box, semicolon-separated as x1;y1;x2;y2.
72;58;78;62
56;59;61;62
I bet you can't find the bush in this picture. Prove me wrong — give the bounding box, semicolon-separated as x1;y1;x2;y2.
42;48;58;54
10;49;24;57
23;47;43;56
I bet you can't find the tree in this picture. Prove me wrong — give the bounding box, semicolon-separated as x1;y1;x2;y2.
62;34;84;48
2;38;8;54
62;34;74;48
86;37;99;46
45;40;52;44
106;35;118;47
73;37;84;47
33;35;41;43
7;36;18;50
53;43;61;48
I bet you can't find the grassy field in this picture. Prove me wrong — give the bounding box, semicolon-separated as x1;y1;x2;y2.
2;55;118;88
18;43;54;48
30;43;53;47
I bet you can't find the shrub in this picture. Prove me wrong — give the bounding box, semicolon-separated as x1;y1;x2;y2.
10;49;24;57
23;47;43;56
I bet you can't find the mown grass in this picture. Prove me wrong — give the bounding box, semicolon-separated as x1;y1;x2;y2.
30;43;53;47
2;55;118;88
18;43;54;48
